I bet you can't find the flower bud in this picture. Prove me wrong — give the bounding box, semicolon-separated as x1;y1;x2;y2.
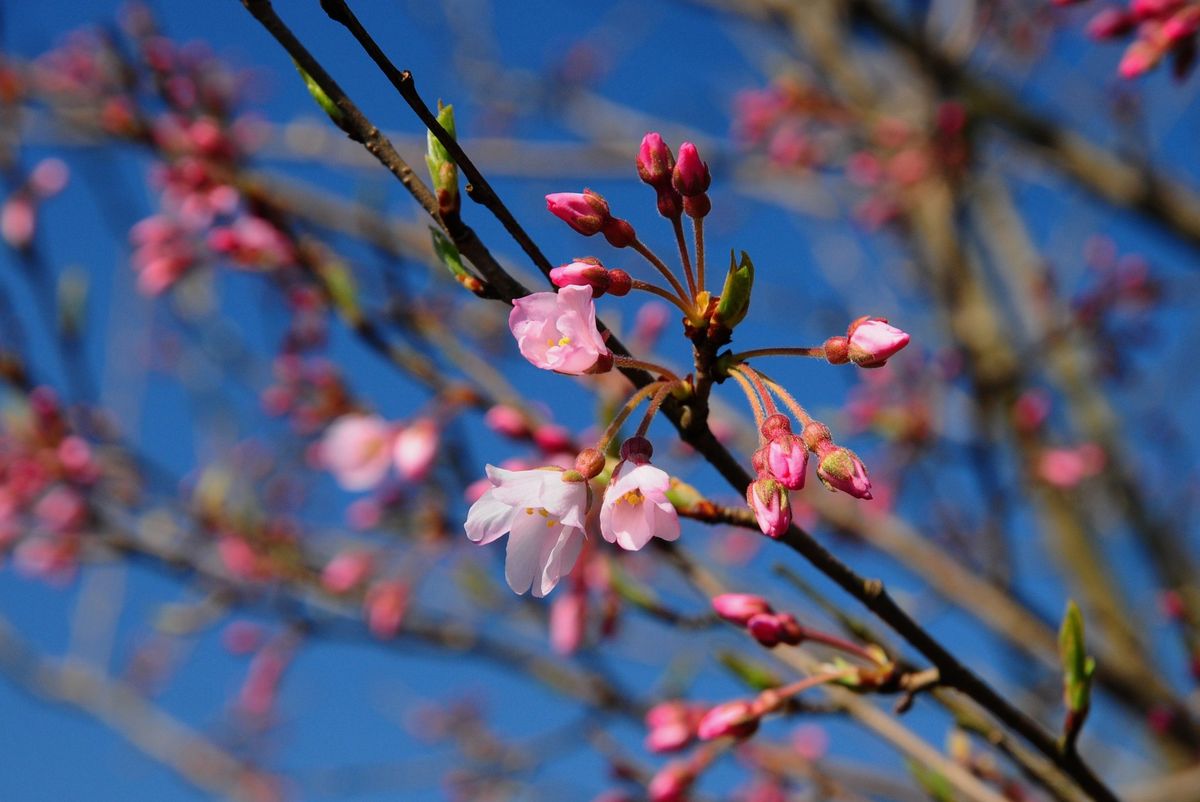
619;435;653;464
534;423;574;454
1086;8;1136;38
551;258;611;295
575;447;607;479
697;700;760;741
746;612;785;647
546;190;610;236
683;194;711;219
846;317;910;368
746;476;791;537
672;142;711;197
656;187;684;220
601;216;637;248
647;761;694;802
712;593;774;626
644;702;697;753
606;269;632;296
766;435;808;490
774;612;806;645
484;404;530;438
815;444;873;499
637;132;676;188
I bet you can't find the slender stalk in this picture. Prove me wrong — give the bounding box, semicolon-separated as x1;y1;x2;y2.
634;381;680;439
630;279;696;317
758;373;815;426
726;368;766;431
801;628;885;665
693;216;707;293
611;355;680;383
730;346;826;361
771;667;860;700
732;364;778;416
595;380;668;452
671;216;697;298
631;238;691;304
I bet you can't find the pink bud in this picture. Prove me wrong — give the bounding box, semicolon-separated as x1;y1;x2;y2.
533;423;574;454
29;158;70;198
637;132;676;188
393;418;438;481
601;216;637;248
365;580;408;639
321;549;374;594
746;612;785;647
644;702;697;753
815;445;873;499
746;476;791;537
1119;40;1162;78
712;593;774;626
549;590;587;655
546;191;610;236
550;258;611;295
697;700;760;741
647;761;694;802
1086;8;1137;39
484;404;530;438
765;436;808;490
672;142;711;197
846;317;910;368
1;195;35;250
1163;7;1200;42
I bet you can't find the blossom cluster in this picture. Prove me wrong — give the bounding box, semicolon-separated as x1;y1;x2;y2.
1057;0;1200;79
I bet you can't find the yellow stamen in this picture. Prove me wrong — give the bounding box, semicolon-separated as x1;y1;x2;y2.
619;489;645;506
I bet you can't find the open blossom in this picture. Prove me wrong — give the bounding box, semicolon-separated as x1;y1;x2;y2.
464;465;588;597
321;413;394;491
508;285;613;375
599;458;680;551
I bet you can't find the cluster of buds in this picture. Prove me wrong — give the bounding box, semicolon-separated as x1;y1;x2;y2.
644;701;707;753
546;190;637;248
319;412;440;492
1067;0;1200;79
0;158;70;251
745;413;872;537
713;593;807;649
0;387;100;582
261;355;351;434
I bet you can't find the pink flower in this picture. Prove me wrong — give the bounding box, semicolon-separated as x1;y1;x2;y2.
484;404;530;439
697;700;760;741
364;580;408;639
508;285;613;375
321;549;374;594
647;761;694;802
1;195;35;250
321;413;394;491
599;458;680;551
712;593;773;626
393;418;438;481
464;465;588;597
815;445;873;499
550;258;611;295
846;317;910;368
746;476;791;537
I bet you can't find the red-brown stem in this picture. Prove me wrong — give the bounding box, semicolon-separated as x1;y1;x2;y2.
596;380;669;452
727;368;766;431
733;364;778;416
694;216;707;294
801;628;885;665
612;355;680;383
630;278;697;317
758;373;815;427
731;346;826;361
634;380;681;439
671;215;698;298
631;238;691;305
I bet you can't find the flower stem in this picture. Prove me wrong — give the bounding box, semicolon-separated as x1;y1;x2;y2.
635;380;681;438
770;667;860;702
612;355;681;383
732;364;778;416
671;215;697;298
729;346;826;362
631;238;691;305
801;629;886;665
630;279;698;317
595;380;667;451
693;216;706;294
756;372;814;426
726;368;766;431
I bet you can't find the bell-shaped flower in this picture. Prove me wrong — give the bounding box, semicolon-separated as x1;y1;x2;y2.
599;456;680;551
464;465;588;597
508;285;613;375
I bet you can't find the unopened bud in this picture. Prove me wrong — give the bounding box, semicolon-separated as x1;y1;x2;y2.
747;612;785;647
551;258;610;295
715;250;754;328
637;132;676;188
815;444;873;499
712;593;774;626
672;142;711;197
546;190;610;236
607;269;632;297
619;436;653;464
602;217;637;248
697;700;760;741
845;316;910;368
424;101;459;217
575;447;606;479
746;476;791;537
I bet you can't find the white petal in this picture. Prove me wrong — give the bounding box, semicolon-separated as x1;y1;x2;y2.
504;511;551;595
534;526;584;598
464;490;516;544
